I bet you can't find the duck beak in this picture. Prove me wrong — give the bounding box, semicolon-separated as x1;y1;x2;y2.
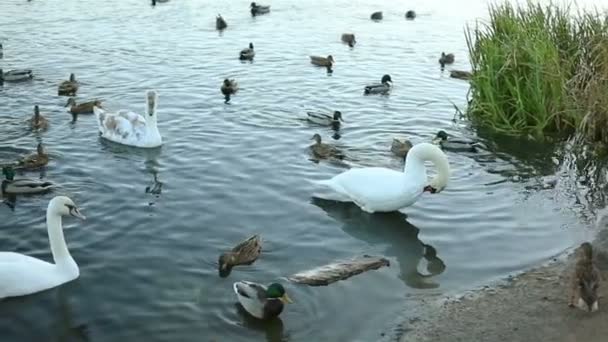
280;293;293;304
70;207;86;220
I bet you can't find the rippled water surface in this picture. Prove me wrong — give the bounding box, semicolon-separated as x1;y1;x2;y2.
0;0;588;341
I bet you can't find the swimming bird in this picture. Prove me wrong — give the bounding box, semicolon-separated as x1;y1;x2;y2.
65;98;103;115
220;79;239;103
450;70;472;80
16;143;49;170
306;110;344;126
0;196;85;300
233;281;292;319
216;14;227;30
250;2;270;16
405;10;416;19
58;73;78;96
28;105;48;130
1;166;55;195
93;90;162;148
0;68;33;82
370;11;383;20
310;133;343;160
288;255;390;286
240;42;255;60
364;74;392;95
311;142;450;213
218;235;262;277
391;138;413;158
341;33;356;47
438;52;455;67
310;55;334;73
432;130;480;152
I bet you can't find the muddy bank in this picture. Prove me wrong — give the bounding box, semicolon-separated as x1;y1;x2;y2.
398;228;608;342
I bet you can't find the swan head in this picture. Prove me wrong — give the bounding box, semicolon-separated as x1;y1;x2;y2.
332;111;344;122
49;196;86;220
381;74;392;85
407;143;450;193
146;90;158;117
311;133;322;144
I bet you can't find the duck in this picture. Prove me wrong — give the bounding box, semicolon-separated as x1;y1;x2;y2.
311;142;450;213
0;196;84;299
309;55;334;73
438;52;455;67
341;33;356;47
391;138;413;158
233;281;292;320
58;73;79;96
16;143;49;170
306;110;344;126
216;14;227;30
370;11;383;20
93;90;162;148
288;255;390;286
0;68;33;82
151;0;169;5
310;134;343;160
450;70;472;80
239;42;255;60
1;166;55;195
250;2;270;16
405;10;416;19
220;79;239;103
65;98;103;115
364;74;392;95
432;130;480;152
218;235;262;277
568;242;600;312
28;105;49;130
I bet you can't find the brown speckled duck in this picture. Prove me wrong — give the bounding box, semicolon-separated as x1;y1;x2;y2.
58;73;79;96
28;105;48;130
218;235;262;277
16;143;49;170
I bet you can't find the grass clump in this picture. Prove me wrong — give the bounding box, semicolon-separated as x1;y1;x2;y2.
465;1;608;144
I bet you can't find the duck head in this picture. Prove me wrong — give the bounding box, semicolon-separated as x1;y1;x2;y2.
34;105;40;118
250;2;257;8
69;73;76;82
2;166;15;181
333;111;344;122
381;74;392;85
432;130;449;144
327;55;335;64
65;98;77;107
266;283;293;303
249;42;254;49
218;253;236;277
311;133;322;144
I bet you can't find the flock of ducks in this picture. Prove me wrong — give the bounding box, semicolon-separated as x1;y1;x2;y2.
4;1;590;328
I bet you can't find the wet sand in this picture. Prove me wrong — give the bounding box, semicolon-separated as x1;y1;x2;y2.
399;228;608;342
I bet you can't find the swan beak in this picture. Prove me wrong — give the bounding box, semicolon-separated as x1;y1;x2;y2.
280;293;293;304
70;207;86;220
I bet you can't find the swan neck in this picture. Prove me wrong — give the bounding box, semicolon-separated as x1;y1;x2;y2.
404;143;450;190
145;94;158;127
46;210;74;267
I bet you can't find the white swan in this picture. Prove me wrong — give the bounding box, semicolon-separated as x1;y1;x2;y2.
93;90;162;148
0;196;85;299
312;142;450;213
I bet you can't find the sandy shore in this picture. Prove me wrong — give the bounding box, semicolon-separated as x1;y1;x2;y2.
398;228;608;342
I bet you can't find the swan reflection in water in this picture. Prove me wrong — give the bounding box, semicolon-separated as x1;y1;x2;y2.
311;198;446;289
235;303;288;342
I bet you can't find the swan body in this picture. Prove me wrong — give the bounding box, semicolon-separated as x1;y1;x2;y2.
364;74;392;95
312;142;449;213
240;43;255;60
1;68;33;82
93;90;162;148
0;196;85;299
233;281;292;319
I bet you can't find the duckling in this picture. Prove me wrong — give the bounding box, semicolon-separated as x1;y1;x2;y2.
306;110;344;126
310;134;343;160
405;10;416;19
450;70;472;80
239;42;255;60
364;74;392;95
391;138;413;158
16;143;49;170
250;2;270;16
65;98;103;115
1;166;55;195
569;242;601;312
28;105;48;131
216;14;227;30
233;282;292;320
341;33;356;47
218;235;262;277
438;52;455;67
58;73;78;96
432;130;480;152
370;11;383;20
220;78;239;103
0;68;33;82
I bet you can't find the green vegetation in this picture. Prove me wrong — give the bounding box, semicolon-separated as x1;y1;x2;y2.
464;1;608;144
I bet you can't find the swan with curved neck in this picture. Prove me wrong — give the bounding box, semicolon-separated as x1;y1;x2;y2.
0;196;85;299
312;142;450;213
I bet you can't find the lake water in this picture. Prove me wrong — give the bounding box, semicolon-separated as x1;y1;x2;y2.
0;0;590;341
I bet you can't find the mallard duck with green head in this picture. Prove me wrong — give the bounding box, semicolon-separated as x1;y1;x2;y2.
432;130;480;152
0;68;33;82
1;166;55;195
306;110;344;126
364;74;392;95
218;235;262;277
58;73;79;96
233;281;292;319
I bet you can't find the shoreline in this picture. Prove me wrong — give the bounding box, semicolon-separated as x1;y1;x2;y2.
396;228;608;342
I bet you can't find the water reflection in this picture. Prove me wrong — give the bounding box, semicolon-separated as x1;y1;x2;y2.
235;303;288;342
311;198;445;289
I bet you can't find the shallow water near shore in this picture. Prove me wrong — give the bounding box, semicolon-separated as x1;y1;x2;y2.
0;0;589;341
